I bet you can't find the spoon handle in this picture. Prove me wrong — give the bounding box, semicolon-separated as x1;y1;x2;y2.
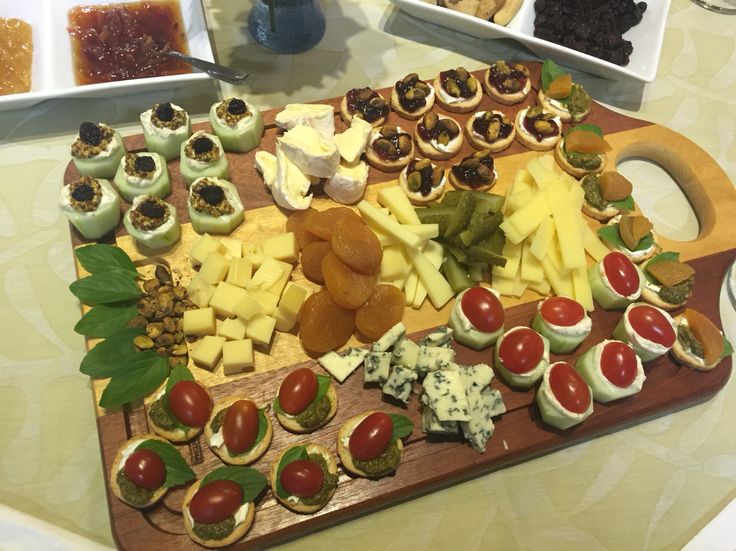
168;51;250;85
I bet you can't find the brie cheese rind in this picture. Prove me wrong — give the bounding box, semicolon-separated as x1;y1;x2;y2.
278;124;340;178
254;151;277;190
274;103;335;139
324;160;369;204
272;145;313;210
334;116;373;164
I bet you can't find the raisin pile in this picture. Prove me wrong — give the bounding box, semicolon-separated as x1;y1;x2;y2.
534;0;647;66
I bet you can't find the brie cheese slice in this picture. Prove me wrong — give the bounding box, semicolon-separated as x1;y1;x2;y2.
324;160;369;204
272;145;313;210
274;103;335;139
278;124;339;178
334;116;372;164
254;150;277;190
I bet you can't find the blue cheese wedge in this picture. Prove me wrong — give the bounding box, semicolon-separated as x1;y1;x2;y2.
372;322;406;352
421;404;459;435
318;347;368;383
363;351;391;384
415;346;456;377
392;337;420;369
382;366;417;403
460;387;505;453
418;326;454;348
422;369;470;422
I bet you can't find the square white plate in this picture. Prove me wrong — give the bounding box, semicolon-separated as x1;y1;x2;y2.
0;0;214;112
390;0;670;83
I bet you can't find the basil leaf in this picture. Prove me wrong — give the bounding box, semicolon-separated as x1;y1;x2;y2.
275;445;308;499
272;396;284;416
75;244;138;277
722;335;733;360
541;59;565;91
166;365;194;395
79;327;144;378
566;123;603;138
74;301;138;338
315;374;331;402
70;272;142;306
389;413;414;440
610;195;635;212
135;439;195;488
200;466;268;503
249;409;269;452
596;224;653;252
99;354;169;409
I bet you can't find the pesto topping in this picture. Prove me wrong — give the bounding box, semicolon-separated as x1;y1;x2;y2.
190;180;234;217
352;438;401;476
130;196;169;231
124;153;157;179
184;134;221;163
68;176;102;212
116;468;156;506
561;83;591;118
659;277;693;305
565;150;602;171
678;323;704;359
581;174;607;210
192;516;236;541
216;98;251;125
293;394;331;430
151;103;187;130
297;453;338;507
210;408;226;434
149;397;189;433
71;122;114;159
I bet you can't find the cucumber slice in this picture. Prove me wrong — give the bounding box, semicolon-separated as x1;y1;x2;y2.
448;288;504;351
611;314;670;362
113;152;171;203
179;134;230;187
536;364;593;430
588;261;635;310
575;340;645;403
442;254;473;294
141;113;191;161
209;102;264;153
123;198;181;252
444;192;477;238
493;327;549;388
531;313;589;354
72;131;126;179
59;179;121;240
187;178;244;235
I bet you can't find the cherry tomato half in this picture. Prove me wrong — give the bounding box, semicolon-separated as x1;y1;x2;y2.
628;305;676;347
349;412;393;461
223;400;259;454
189;479;244;524
278;368;318;415
498;328;544;374
280;459;324;497
124;449;166;490
460;287;505;333
540;296;585;327
602;252;640;297
600;341;638;388
168;380;212;428
548;362;591;414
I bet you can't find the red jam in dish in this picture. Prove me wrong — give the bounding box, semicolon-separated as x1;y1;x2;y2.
189;480;244;524
540;296;585;327
602;252;640;297
600;341;638;388
278;368;318;415
548;362;591;414
499;328;544;374
461;287;504;333
349;412;393;461
627;305;676;347
280;459;324;497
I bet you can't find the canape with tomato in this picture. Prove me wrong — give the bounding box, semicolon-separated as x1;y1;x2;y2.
449;286;505;350
146;369;213;442
575;340;645;402
612;303;676;362
493;326;550;389
671;308;733;371
536;361;594;430
588;251;642;310
269;443;339;513
337;411;413;478
205;396;273;465
531;296;592;354
274;367;338;433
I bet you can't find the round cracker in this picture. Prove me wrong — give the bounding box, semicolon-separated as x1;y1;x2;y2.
204;396;273;465
554;139;606;178
109;434;170;508
464;111;516;153
336;411;404;479
269;443;338;514
274;384;338;434
432;74;483;113
482;67;531;105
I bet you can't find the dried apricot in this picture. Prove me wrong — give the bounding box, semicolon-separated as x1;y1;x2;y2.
546;73;572;99
355;284;404;340
331;217;382;275
303;207;364;241
298;289;355;354
300;241;332;284
564;130;611;154
322;251;376;309
684;309;724;365
285;207;321;250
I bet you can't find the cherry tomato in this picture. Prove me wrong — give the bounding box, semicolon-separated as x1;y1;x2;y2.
222;400;259;454
540;296;584;327
280;459;324;497
168;380;212;428
601;341;638;388
349;412;393;461
460;287;505;333
124;449;166;490
498;328;544;374
189;480;244;524
628;305;675;347
602;252;640;297
548;362;591;414
278;368;318;415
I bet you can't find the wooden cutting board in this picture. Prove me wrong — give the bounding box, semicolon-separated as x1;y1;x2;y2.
65;63;736;550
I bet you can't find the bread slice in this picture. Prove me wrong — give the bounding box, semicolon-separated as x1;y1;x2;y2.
109;434;170;508
269;443;338;513
554;138;606;178
336;411;404;478
204;395;273;465
274;384;338;433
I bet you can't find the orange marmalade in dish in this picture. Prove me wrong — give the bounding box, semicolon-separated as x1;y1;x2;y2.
0;18;33;95
67;1;191;85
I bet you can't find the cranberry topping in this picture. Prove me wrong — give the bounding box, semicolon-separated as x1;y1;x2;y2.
522;109;559;142
451;153;494;188
488;62;529;95
472;112;513;143
346;87;389;123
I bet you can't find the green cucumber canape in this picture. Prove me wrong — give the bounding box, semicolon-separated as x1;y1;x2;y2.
531;295;591;354
536;361;593;430
180;131;230;187
71;121;126;179
140;102;192;161
575;340;645;402
612;303;676;362
123;195;180;252
209;97;264;153
113;152;171;202
449;286;505;350
59;176;121;240
494;326;549;389
187;177;244;235
588;251;642;310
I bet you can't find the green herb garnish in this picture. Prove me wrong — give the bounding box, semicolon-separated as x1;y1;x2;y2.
275;445;309;499
74;300;139;338
388;413;413;440
541;59;566;92
79;327;144;378
200;466;268;503
135;439;195;488
98;353;169;409
597;224;654;252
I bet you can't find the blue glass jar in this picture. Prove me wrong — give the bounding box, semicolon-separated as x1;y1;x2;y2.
248;0;326;54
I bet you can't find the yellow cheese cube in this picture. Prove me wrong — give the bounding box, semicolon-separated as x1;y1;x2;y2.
187;276;216;308
248;257;285;291
272;306;297;332
218;316;248;340
198;252;230;285
183;308;216;336
246;314;276;346
248;289;279;315
376;186;421;224
225;257;253;288
191;335;226;371
234;293;265;321
278;282;309;320
209;282;248;319
222;339;254;375
220;237;243;259
520;241;544;283
243;244;264;269
262;232;298;263
267;260;294;297
190;233;225;265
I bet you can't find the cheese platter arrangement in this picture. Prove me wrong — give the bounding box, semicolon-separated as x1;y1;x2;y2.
63;61;735;549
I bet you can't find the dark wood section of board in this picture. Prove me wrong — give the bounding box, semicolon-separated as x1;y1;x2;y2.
63;62;652;246
98;250;732;550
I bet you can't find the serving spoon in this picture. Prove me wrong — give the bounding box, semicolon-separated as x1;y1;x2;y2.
167;50;250;85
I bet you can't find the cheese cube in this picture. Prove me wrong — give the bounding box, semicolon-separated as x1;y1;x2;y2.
382;366;417;403
372;322;406;352
222;339;254;375
422;407;459;435
183;308;216;336
220;237;243;259
209;282;247;318
246;314;276;346
363;351;391;384
218;317;248;340
190;233;225;265
262;232;298;263
234;293;265;320
266;260;293;297
248;289;279;315
198;252;230;285
272;306;297;332
392;337;420;369
191;335;226;370
243;244;264;269
248;257;285;291
423;369;470;422
225;257;253;288
187;276;216;308
278;282;309;319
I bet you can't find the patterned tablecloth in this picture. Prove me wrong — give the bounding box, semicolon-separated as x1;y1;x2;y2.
0;1;734;549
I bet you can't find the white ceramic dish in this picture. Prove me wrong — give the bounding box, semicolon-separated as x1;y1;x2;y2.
0;0;214;112
390;0;670;83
